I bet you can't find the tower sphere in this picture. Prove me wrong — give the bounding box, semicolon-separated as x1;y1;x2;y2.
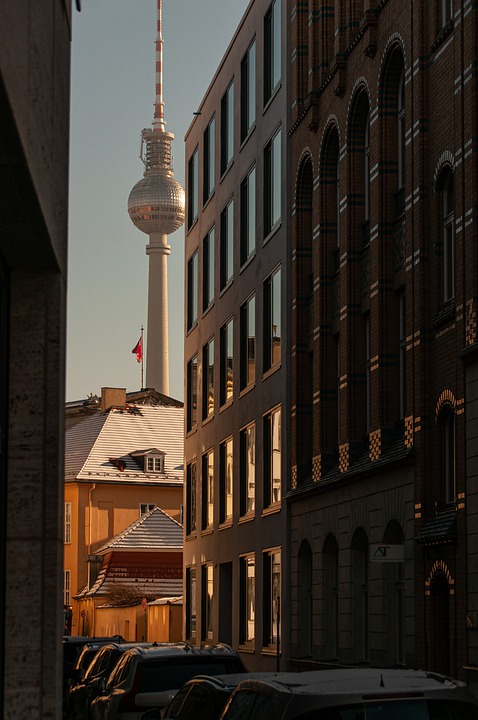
128;172;185;236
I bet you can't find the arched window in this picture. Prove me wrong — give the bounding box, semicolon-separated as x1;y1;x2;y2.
383;521;405;666
438;402;456;504
298;540;313;656
323;534;339;659
351;527;369;662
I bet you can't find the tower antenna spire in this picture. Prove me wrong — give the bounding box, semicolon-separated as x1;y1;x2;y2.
153;0;165;132
128;0;185;395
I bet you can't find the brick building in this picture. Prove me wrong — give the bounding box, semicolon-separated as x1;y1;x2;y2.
288;0;478;684
183;0;289;671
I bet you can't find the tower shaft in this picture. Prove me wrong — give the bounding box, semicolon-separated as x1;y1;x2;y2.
146;233;170;393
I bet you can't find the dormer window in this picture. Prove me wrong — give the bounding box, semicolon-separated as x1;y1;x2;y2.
147;455;163;473
130;448;166;474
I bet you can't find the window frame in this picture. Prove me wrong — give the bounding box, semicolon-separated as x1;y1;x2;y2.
201;563;214;641
187;145;199;229
219;436;233;525
240;293;256;390
220;198;234;290
240;554;256;646
64;501;71;544
221;81;234;176
241;39;256;142
264;0;281;104
263;405;281;509
220;317;234;406
240;165;256;266
186;461;197;535
263;266;281;373
187;250;198;330
202;449;214;530
186;566;197;640
202;336;215;420
203;226;215;312
240;422;256;517
203;116;216;205
263;548;281;648
264;128;282;237
140;502;156;515
187;354;198;432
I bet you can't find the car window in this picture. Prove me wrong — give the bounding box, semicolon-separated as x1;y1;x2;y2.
85;649;109;679
222;690;273;720
166;685;193;717
139;660;237;693
179;685;223;720
107;654;133;688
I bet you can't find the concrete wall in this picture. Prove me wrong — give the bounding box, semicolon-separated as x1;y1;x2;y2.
0;1;71;718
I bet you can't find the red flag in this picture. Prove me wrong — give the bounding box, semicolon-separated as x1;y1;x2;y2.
132;337;142;363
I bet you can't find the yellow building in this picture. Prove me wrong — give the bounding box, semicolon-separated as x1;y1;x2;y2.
64;389;184;635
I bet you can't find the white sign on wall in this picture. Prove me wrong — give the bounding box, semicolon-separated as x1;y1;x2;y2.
370;544;405;563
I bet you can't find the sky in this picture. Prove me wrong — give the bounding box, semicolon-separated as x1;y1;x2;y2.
67;0;251;402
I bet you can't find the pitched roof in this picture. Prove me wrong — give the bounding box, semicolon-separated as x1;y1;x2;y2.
76;507;183;601
65;405;184;485
96;506;183;553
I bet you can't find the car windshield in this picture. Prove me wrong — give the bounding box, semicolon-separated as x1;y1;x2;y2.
139;659;241;693
297;700;478;720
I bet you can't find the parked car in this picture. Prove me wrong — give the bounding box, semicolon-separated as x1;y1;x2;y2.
90;643;247;720
67;642;154;720
63;636;125;717
219;668;478;720
160;673;275;720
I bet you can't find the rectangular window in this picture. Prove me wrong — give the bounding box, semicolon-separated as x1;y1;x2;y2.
203;116;215;204
240;554;255;645
202;337;215;419
186;461;197;535
186;566;197;639
220;199;234;289
240;294;256;389
264;129;281;235
202;449;214;530
240;166;256;265
264;0;281;103
264;267;281;372
188;146;199;228
241;40;256;141
220;318;234;405
263;549;281;647
264;406;281;507
203;226;215;311
146;456;162;472
187;355;198;431
221;82;234;175
201;563;214;641
140;503;156;515
187;250;198;329
240;423;255;516
64;501;71;544
64;570;71;607
219;437;233;525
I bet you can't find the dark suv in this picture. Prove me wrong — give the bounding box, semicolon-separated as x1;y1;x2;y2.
67;642;154;720
90;643;246;720
219;668;478;720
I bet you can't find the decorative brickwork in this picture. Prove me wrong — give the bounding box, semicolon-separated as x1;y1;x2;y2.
291;464;298;490
312;454;321;482
466;298;477;346
435;389;456;418
339;443;349;473
405;415;414;448
425;560;455;597
369;428;381;461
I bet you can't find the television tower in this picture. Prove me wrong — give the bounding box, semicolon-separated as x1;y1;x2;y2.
128;0;185;394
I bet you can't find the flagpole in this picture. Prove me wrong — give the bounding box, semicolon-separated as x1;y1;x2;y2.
141;325;144;390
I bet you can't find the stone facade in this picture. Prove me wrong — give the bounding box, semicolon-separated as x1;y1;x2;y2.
288;0;477;680
0;1;71;717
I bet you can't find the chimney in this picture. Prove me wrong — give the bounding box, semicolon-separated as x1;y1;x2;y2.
101;387;127;412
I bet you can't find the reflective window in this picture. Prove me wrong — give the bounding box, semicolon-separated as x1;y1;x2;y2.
221;199;234;289
264;129;281;235
221;82;234;175
188;146;199;229
240;166;256;265
264;0;281;103
219;437;233;524
264;267;281;371
203;226;215;311
240;294;255;389
240;555;255;644
187;355;198;431
220;318;234;405
202;337;215;419
187;250;198;329
241;40;256;141
203;116;215;204
264;406;281;507
186;462;197;535
202;449;214;529
240;423;255;516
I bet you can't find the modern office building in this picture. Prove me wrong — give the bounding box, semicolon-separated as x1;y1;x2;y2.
288;0;477;684
183;0;289;671
0;0;72;716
